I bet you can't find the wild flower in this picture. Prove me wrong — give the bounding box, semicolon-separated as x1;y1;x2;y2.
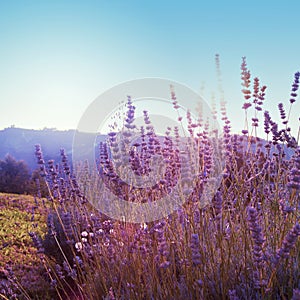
264;111;271;135
241;57;252;109
228;289;240;300
290;72;300;104
29;231;44;253
190;233;201;266
292;288;300;300
247;207;267;289
287;147;300;190
247;208;265;259
275;223;300;262
212;191;222;219
278;103;287;123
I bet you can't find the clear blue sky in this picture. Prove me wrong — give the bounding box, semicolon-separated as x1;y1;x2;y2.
0;0;299;138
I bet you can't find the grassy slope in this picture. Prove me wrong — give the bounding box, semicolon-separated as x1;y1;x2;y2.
0;193;51;298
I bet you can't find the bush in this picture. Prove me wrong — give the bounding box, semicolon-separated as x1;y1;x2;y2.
0;154;30;194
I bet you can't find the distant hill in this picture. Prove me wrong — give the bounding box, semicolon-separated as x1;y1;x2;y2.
0;127;296;173
0;127;76;171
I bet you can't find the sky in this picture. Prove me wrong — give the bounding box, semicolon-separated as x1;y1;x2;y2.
0;0;300;139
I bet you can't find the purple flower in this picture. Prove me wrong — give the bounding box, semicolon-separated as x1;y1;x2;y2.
212;191;222;219
60;148;70;175
264;111;271;134
228;289;240;300
290;71;300;103
190;234;201;266
242;102;252;110
247;207;265;264
278;103;286;120
292;289;300;300
62;211;73;239
276;223;300;261
29;232;44;253
34;144;47;177
287;147;300;190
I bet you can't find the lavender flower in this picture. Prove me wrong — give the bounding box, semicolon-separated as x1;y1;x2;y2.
252;117;259;127
276;223;300;261
241;57;251;98
264;111;271;134
190;234;201;266
292;289;300;300
228;289;240;300
35;144;47;177
55;264;65;279
29;232;44;253
247;207;265;265
290;71;300;104
212;191;222;219
287;147;300;190
62;211;73;239
60;148;71;175
125;95;136;130
278;103;286;122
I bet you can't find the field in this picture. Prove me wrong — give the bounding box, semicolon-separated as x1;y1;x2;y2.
0;193;53;299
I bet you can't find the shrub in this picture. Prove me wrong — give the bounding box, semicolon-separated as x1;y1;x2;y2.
0;155;30;194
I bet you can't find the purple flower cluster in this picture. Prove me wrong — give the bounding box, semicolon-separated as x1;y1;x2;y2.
241;57;252;110
252;77;267;112
276;223;300;261
154;221;170;269
287;147;300;190
190;233;201;266
17;64;300;299
247;207;265;266
290;72;300;104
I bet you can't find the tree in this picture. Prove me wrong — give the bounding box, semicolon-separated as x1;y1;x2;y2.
0;154;30;194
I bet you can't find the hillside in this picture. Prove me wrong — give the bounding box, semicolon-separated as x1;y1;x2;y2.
0;127;75;171
0;127;296;173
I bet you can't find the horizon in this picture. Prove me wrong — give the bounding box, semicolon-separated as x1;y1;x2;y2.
0;126;297;145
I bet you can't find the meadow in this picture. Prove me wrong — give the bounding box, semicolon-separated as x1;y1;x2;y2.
0;58;300;300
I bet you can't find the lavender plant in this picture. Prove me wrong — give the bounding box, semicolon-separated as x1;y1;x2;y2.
2;57;299;300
